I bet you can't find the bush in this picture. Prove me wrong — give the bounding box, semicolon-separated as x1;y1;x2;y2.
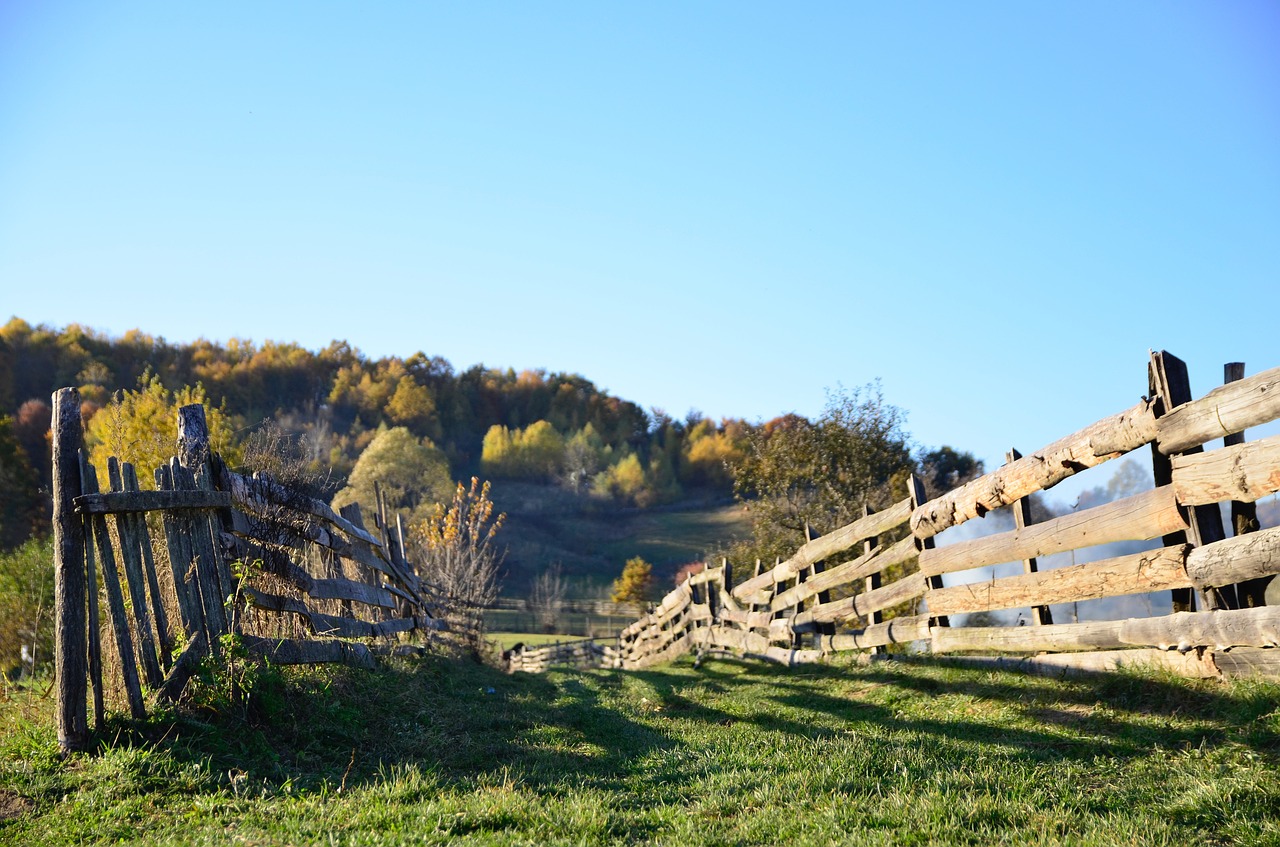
0;536;55;677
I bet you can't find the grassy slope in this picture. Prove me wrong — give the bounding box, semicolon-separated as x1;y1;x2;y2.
491;482;753;593
3;655;1279;846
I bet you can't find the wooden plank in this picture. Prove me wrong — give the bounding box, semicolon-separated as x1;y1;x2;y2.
917;486;1187;579
1211;647;1280;680
1184;525;1280;588
731;498;912;600
911;399;1159;539
910;475;948;628
121;463;172;670
107;458;163;689
1157;364;1280;454
73;489;232;514
794;573;927;624
861;504;884;654
931;620;1126;654
822;614;931;651
155;464;202;642
934;649;1219;679
221;468;385;548
1223;363;1268;609
1171;434;1280;506
1119;607;1280;651
1149;351;1199;614
1150;351;1231;611
171;458;229;651
240;636;376;669
308;576;398;609
51;388;89;753
925;545;1192;618
152;632;206;704
1008;448;1052;626
771;544;884;611
80;458;145;720
82;491;104;733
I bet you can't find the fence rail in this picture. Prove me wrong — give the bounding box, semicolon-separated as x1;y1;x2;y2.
604;352;1280;681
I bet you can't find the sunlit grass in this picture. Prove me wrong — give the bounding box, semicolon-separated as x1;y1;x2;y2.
2;654;1278;845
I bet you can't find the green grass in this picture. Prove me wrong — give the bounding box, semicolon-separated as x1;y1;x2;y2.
2;654;1279;845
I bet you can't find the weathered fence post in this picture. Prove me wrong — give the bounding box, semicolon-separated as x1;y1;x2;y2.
910;474;949;628
1007;449;1052;626
1223;363;1267;608
1149;351;1233;611
52;387;88;754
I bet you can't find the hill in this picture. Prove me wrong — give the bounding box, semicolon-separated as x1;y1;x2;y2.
490;482;752;596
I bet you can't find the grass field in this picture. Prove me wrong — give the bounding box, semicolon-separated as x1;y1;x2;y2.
2;653;1279;845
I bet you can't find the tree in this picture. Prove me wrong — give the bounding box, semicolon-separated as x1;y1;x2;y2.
409;478;505;646
610;556;654;605
730;383;916;565
331;426;453;523
529;563;567;633
0;537;55;676
84;372;241;488
0;417;43;549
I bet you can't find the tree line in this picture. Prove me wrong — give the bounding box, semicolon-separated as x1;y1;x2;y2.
0;318;982;582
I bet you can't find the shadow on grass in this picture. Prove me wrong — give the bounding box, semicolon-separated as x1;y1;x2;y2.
627;655;1280;763
76;649;1279;802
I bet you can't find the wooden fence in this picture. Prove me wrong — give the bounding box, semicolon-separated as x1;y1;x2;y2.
51;390;442;753
505;638;607;673
607;352;1280;681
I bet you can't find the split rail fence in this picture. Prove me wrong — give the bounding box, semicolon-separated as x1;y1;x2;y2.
608;352;1280;681
51;391;442;753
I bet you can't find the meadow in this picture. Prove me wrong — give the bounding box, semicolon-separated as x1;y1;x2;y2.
2;652;1278;845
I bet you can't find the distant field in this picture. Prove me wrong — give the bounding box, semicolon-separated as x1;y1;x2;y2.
490;483;753;594
3;655;1277;845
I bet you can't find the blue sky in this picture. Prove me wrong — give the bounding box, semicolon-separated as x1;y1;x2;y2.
2;2;1278;484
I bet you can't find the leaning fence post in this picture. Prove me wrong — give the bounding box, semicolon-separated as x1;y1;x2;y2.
52;387;88;754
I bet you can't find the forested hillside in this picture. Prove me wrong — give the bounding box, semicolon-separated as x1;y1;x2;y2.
0;317;981;597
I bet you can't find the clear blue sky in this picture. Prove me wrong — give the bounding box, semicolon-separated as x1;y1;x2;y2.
2;2;1278;482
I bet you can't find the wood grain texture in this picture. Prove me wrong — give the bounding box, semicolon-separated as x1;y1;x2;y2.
931;621;1126;654
1157;365;1280;454
52;388;88;753
1185;526;1280;587
1171;434;1280;506
910;399;1159;539
917;486;1186;579
925;545;1192;617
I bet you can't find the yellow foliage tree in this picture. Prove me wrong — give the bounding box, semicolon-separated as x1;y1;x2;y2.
85;373;240;489
610;556;654;605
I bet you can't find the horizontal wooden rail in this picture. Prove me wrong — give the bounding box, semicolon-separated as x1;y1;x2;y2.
911;399;1159;539
1171;433;1280;506
917;486;1186;579
926;545;1192;617
1156;365;1280;454
731;498;911;601
74;489;232;514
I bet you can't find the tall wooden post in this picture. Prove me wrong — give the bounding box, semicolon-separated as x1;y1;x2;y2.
1007;449;1052;626
52;388;88;754
862;504;885;655
1224;363;1267;607
909;474;949;628
1148;351;1233;611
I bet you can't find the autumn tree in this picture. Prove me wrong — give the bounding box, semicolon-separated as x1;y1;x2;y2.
730;383;916;565
85;373;241;488
409;478;505;646
529;563;567;633
0;418;43;549
610;556;654;605
331;426;453;524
